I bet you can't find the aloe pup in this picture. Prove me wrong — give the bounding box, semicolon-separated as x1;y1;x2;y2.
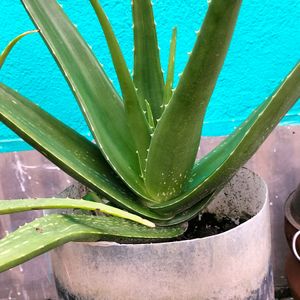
0;0;299;273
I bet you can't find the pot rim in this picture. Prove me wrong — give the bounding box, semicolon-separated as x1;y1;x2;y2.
285;191;300;231
71;168;269;248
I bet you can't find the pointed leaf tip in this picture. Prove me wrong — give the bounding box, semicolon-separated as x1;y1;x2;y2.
0;30;39;69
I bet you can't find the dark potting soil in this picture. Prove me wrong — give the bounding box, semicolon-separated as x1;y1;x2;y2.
179;212;249;240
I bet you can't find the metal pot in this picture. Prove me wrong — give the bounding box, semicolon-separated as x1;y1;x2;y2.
51;168;274;300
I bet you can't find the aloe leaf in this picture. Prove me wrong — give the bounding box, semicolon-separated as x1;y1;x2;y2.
150;62;300;214
163;27;177;106
155;194;213;226
145;0;242;202
132;0;165;121
21;0;148;198
0;198;155;227
0;214;185;272
0;30;39;69
145;100;155;132
89;0;150;174
83;192;106;204
0;84;166;221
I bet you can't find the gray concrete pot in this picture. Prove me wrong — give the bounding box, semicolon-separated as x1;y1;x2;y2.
51;168;274;300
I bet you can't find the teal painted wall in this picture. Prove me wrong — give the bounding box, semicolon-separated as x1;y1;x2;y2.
0;0;299;152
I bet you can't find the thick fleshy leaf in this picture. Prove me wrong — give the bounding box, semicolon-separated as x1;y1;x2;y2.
0;214;185;272
132;0;165;121
163;27;177;106
21;0;149;198
0;30;38;69
150;62;300;214
0;84;165;220
145;100;155;132
0;198;155;227
90;0;150;174
145;0;242;202
155;194;213;226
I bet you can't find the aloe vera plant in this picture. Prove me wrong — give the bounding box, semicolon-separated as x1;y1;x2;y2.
0;0;299;273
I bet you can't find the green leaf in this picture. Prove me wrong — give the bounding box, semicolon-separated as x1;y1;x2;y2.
0;30;39;69
163;27;177;106
0;214;185;272
21;0;149;198
145;0;242;202
89;0;150;174
0;84;165;221
132;0;165;122
145;100;155;132
150;62;300;214
83;191;106;204
0;198;155;227
155;194;213;226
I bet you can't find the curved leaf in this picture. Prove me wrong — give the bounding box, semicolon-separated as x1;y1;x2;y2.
90;0;150;174
21;0;149;198
0;30;39;69
0;198;155;227
154;194;213;226
150;62;300;214
0;214;185;272
0;84;165;220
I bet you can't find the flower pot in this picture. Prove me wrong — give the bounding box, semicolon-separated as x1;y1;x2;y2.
285;254;300;300
284;187;300;300
284;186;300;257
51;168;274;300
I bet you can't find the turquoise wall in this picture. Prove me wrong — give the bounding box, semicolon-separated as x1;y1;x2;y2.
0;0;299;152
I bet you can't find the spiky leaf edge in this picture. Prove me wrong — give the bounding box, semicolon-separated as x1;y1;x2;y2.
150;62;300;215
0;214;185;272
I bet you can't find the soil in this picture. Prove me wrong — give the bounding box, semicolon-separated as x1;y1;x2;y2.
179;212;249;240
